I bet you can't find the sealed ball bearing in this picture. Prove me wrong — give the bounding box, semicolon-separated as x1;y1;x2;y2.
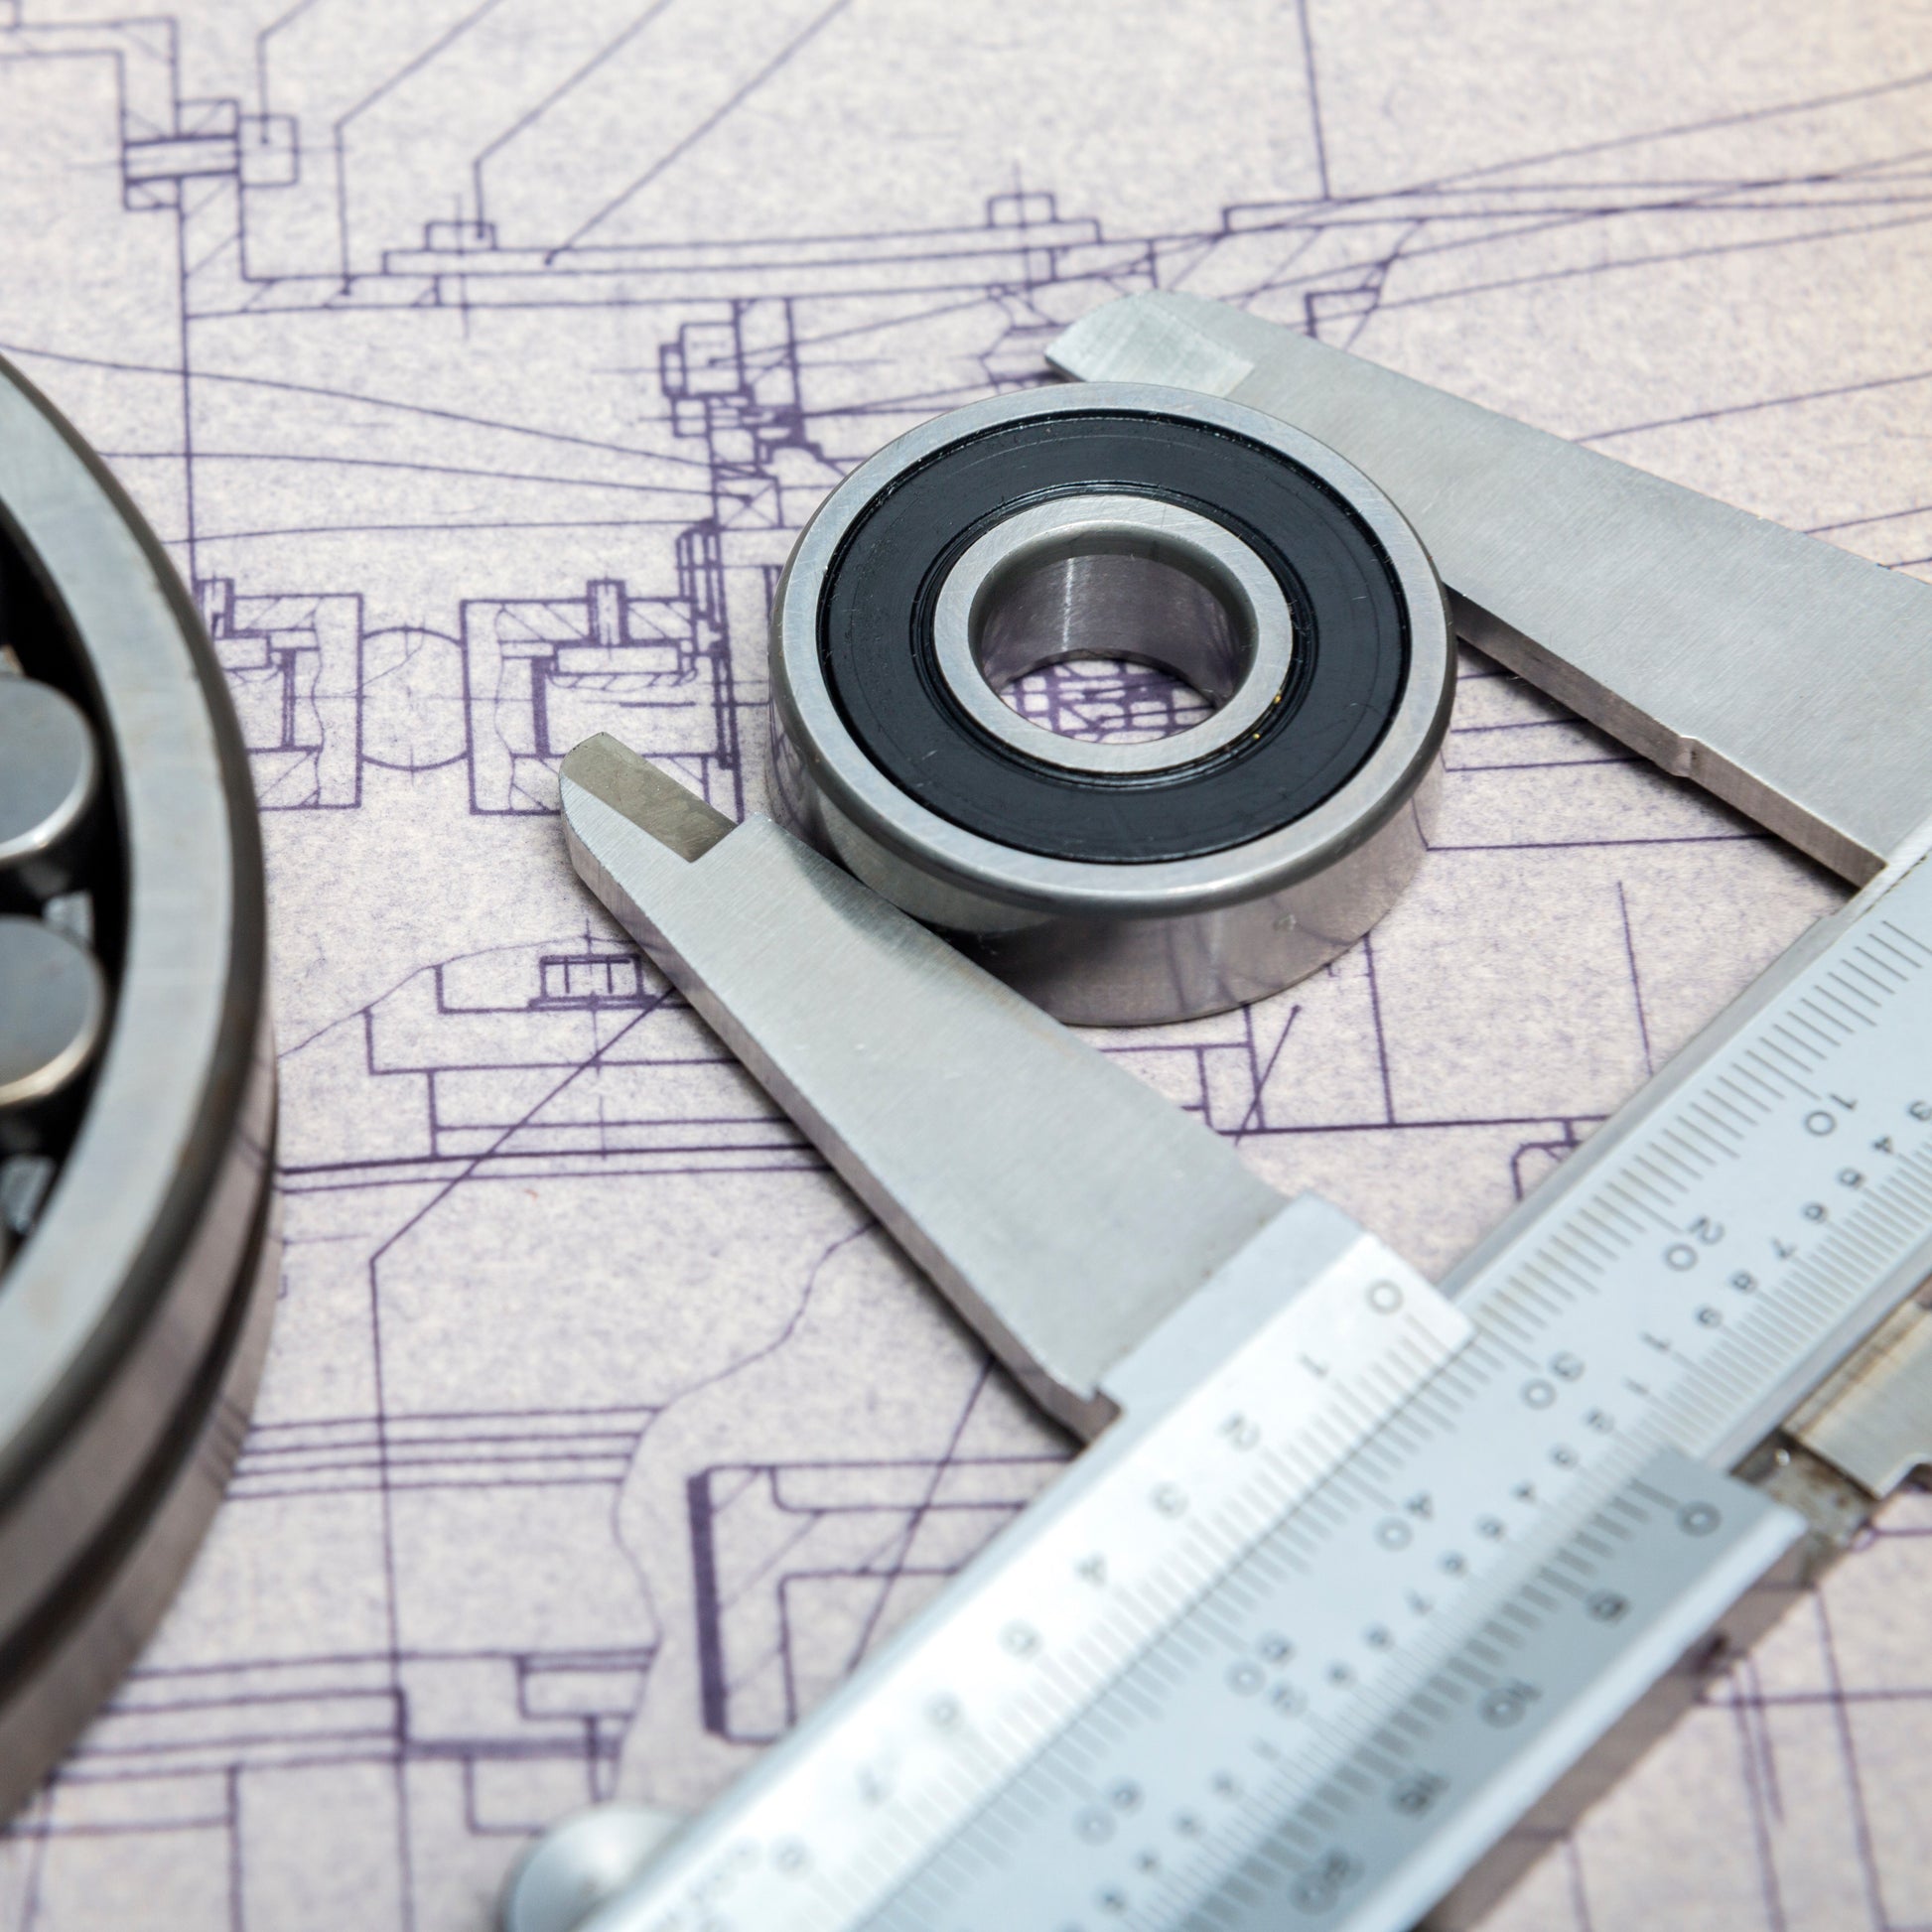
0;354;277;1811
769;382;1454;1025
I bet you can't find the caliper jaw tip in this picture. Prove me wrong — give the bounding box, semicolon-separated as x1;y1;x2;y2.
559;733;734;864
554;731;1300;1443
558;733;742;947
1046;289;1261;396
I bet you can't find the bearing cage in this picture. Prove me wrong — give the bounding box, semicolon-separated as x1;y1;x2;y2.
770;382;1454;1025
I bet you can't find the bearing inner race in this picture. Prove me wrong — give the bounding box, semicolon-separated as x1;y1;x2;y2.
932;493;1294;777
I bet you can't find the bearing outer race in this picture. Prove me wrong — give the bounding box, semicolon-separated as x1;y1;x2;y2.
0;351;277;1811
818;411;1409;864
772;383;1452;921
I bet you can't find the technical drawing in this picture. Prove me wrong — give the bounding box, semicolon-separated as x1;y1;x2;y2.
687;1453;1063;1744
462;569;737;817
200;578;364;806
2;3;1930;1929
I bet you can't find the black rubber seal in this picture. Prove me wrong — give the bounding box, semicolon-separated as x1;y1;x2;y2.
817;409;1412;863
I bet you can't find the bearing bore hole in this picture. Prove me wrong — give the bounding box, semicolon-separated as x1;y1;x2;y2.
970;541;1251;747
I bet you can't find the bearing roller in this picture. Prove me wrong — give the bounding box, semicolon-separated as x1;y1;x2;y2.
769;382;1453;1025
0;353;277;1815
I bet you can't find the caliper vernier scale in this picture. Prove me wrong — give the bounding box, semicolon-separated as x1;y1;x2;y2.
518;294;1932;1932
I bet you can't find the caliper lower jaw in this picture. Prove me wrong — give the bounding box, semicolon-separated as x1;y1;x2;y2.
560;733;1412;1440
552;735;1932;1932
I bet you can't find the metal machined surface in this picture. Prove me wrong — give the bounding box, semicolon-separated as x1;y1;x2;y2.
502;1805;689;1932
930;492;1296;777
1788;1297;1932;1496
1049;291;1932;883
768;381;1453;1025
0;352;278;1815
0;918;106;1111
0;678;96;888
560;736;1284;1435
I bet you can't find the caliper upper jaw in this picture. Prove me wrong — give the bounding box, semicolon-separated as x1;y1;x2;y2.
1052;291;1932;887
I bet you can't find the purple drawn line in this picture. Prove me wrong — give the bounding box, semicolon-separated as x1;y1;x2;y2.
1376;205;1932;330
197;515;700;544
100;447;713;498
331;0;513;288
0;338;715;470
471;0;679;224
1615;882;1656;1076
553;0;861;257
1407;68;1932;197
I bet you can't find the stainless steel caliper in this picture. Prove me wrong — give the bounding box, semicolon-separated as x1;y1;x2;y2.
505;292;1932;1932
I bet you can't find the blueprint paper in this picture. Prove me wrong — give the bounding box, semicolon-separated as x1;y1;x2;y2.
2;1;1931;1926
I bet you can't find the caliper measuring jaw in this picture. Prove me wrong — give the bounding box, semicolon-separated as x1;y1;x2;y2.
1049;291;1932;885
513;296;1932;1932
554;733;1411;1442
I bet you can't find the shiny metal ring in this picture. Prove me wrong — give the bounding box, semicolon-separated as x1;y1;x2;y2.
931;492;1296;778
0;353;277;1816
769;382;1453;1025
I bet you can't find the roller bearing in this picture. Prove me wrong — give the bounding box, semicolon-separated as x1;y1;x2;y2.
770;382;1453;1025
0;353;277;1815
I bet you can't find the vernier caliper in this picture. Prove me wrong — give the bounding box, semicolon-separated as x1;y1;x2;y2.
507;293;1932;1932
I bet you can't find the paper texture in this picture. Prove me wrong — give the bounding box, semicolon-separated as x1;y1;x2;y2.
2;1;1930;1924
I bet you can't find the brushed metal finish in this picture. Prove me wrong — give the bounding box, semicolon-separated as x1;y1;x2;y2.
531;309;1932;1927
544;762;1932;1932
0;1177;277;1821
517;1205;1468;1932
1050;292;1932;883
559;731;732;862
768;380;1453;1026
930;492;1295;777
1788;1298;1932;1496
560;738;1285;1436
